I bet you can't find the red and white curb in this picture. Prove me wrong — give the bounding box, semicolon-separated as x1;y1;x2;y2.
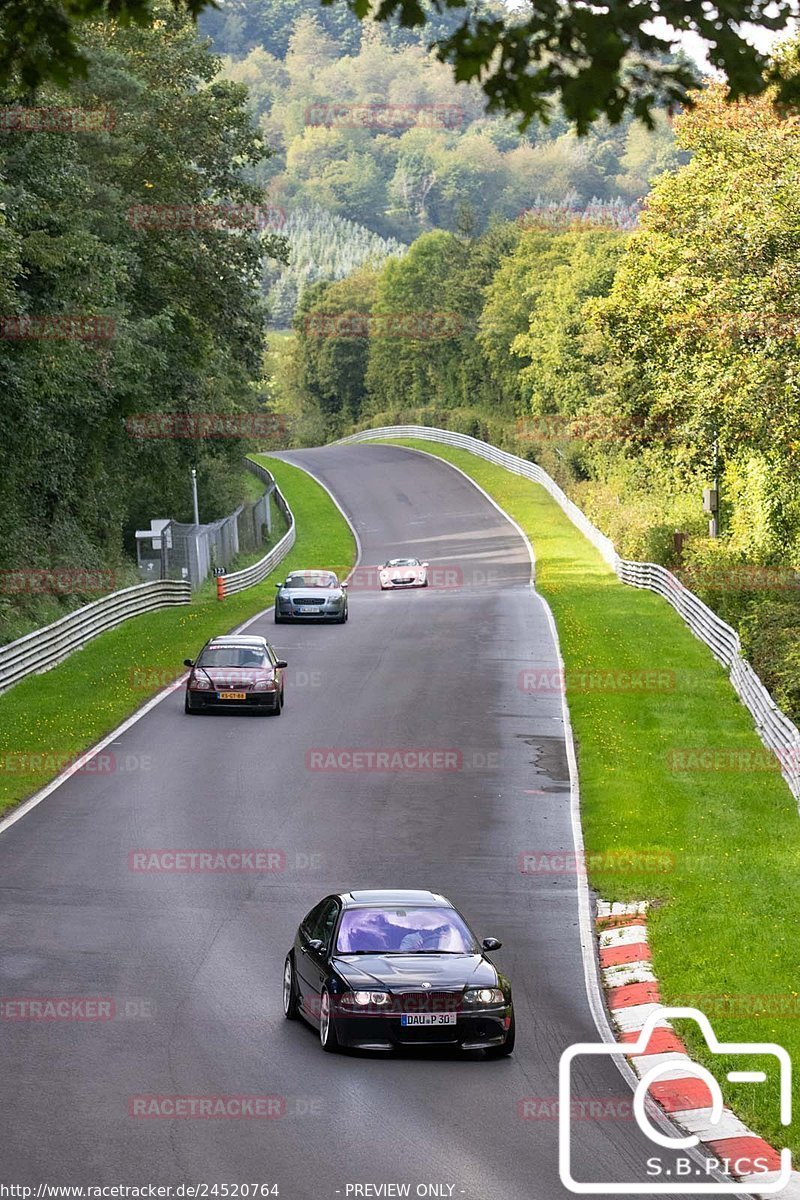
597;900;798;1198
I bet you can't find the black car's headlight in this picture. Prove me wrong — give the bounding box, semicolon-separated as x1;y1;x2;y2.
339;990;391;1008
463;987;505;1005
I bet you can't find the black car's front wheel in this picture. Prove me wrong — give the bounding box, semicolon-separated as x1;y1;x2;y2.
486;1011;515;1057
283;955;299;1020
319;988;340;1052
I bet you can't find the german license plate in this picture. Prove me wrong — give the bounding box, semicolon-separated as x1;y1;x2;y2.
400;1013;456;1026
218;691;247;700
297;608;320;614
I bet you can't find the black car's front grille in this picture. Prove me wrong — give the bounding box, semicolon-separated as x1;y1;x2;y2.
390;990;462;1013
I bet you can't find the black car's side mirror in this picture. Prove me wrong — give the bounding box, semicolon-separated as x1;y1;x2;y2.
275;660;288;669
183;658;194;668
482;937;502;951
306;938;325;953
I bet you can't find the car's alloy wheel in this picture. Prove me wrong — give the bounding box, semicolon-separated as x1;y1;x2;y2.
283;955;299;1020
319;988;339;1052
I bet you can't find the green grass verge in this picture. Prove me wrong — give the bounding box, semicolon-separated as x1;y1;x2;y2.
385;438;800;1153
0;456;355;816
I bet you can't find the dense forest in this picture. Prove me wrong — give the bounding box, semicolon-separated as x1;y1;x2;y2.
0;6;286;638
214;9;682;321
285;67;800;720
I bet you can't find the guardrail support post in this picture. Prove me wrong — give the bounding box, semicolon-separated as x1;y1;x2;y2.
216;574;226;601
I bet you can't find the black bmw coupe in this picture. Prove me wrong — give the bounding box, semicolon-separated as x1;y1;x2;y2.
283;889;514;1056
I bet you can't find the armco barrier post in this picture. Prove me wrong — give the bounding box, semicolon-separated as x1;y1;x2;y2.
216;572;226;601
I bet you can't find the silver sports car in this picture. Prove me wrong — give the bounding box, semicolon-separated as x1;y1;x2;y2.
275;569;348;623
379;558;429;590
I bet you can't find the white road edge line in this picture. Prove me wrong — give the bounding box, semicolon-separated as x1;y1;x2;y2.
0;455;363;841
363;439;750;1196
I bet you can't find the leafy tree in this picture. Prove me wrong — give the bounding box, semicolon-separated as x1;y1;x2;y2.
0;4;285;590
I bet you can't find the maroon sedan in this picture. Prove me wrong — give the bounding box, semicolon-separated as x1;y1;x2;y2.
183;635;287;715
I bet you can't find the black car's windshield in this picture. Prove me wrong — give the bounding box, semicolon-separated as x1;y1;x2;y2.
198;646;269;668
284;573;337;589
336;907;477;954
384;559;419;567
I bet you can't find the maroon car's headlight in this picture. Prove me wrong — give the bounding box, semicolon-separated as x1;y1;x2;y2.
189;675;211;690
253;678;278;691
339;990;391;1008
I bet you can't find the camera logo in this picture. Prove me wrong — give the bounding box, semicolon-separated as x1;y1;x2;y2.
559;1007;792;1194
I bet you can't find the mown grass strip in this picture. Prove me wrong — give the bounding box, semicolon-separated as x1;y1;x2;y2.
0;457;355;816
385;438;799;1153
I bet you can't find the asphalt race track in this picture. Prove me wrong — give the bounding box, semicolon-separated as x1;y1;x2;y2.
1;444;723;1199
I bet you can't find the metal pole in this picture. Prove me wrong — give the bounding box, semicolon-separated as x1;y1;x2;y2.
191;467;200;525
710;435;719;538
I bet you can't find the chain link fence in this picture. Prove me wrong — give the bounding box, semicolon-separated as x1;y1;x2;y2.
137;469;277;589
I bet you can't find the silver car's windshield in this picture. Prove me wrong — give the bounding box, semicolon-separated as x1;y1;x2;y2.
284;573;337;589
384;559;419;567
336;907;477;954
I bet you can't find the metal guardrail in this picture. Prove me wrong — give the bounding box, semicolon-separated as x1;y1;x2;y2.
338;425;800;803
0;580;190;696
218;461;296;597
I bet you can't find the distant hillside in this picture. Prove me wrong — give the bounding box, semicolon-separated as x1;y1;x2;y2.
264;205;405;326
216;13;683;247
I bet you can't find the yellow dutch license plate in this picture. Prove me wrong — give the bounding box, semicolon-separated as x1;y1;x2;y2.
218;691;247;700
